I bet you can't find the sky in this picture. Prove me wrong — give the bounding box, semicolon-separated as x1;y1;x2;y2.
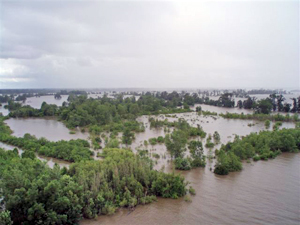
0;0;299;89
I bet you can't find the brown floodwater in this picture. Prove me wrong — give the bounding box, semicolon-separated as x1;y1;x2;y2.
0;103;9;116
5;117;89;141
81;153;300;225
82;112;299;225
1;105;299;224
22;95;69;109
23;94;114;109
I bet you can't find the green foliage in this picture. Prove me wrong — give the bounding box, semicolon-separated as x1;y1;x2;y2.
0;150;83;224
198;110;218;116
273;121;283;131
0;120;92;162
188;141;206;168
195;106;202;112
214;128;300;175
213;131;221;143
184;195;192;202
0;95;13;103
148;137;158;146
256;99;273;114
205;141;214;148
152;153;160;159
11;93;191;127
8;102;59;118
105;138;120;148
0;211;13;225
220;112;299;122
0;148;187;224
264;120;271;129
189;186;196;195
201;93;235;108
174;157;192;170
214;150;242;175
122;128;134;145
165;130;187;158
157;136;165;143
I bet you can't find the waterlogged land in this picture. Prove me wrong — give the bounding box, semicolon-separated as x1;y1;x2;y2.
82;153;300;225
2;112;296;168
0;93;299;224
5;117;89;141
0;142;70;168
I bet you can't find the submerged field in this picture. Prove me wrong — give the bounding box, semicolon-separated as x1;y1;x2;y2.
0;93;299;225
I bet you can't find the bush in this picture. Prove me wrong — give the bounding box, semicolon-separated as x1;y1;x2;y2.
152;153;160;159
157;136;164;143
148;138;158;145
214;164;229;175
174;157;192;170
264;120;270;129
189;186;196;195
205;142;214;148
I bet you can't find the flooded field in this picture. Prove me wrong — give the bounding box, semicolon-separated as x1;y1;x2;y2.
22;95;69;109
1;95;299;225
0;142;70;168
82;153;300;225
128;112;295;169
0;103;9;116
5;117;89;141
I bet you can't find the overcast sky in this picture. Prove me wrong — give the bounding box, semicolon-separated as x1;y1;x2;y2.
0;0;299;89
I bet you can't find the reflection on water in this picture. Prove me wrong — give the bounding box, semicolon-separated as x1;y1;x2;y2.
22;95;69;109
5;117;89;142
0;103;9;116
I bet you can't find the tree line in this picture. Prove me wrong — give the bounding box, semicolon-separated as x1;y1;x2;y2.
237;94;300;114
0;117;93;162
214;128;300;175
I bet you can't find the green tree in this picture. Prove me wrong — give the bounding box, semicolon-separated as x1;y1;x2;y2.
165;130;187;158
0;211;13;225
256;99;272;114
122;128;134;145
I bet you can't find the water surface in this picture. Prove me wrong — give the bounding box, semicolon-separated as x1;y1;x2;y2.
5;117;89;141
81;153;300;225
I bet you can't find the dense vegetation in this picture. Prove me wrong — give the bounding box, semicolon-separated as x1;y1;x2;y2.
164;119;206;170
214;128;300;175
7;92;192;131
236;94;300;113
0;148;187;224
219;112;299;122
0;117;93;162
0;95;13;103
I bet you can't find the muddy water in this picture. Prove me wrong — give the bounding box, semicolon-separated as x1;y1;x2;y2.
2;109;299;224
126;113;295;169
0;103;9;116
5;117;89;141
2;117;88;168
192;104;254;114
249;93;299;105
82;153;299;225
22;95;69;109
82;113;299;225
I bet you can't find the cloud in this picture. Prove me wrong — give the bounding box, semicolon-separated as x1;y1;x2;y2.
0;0;299;89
